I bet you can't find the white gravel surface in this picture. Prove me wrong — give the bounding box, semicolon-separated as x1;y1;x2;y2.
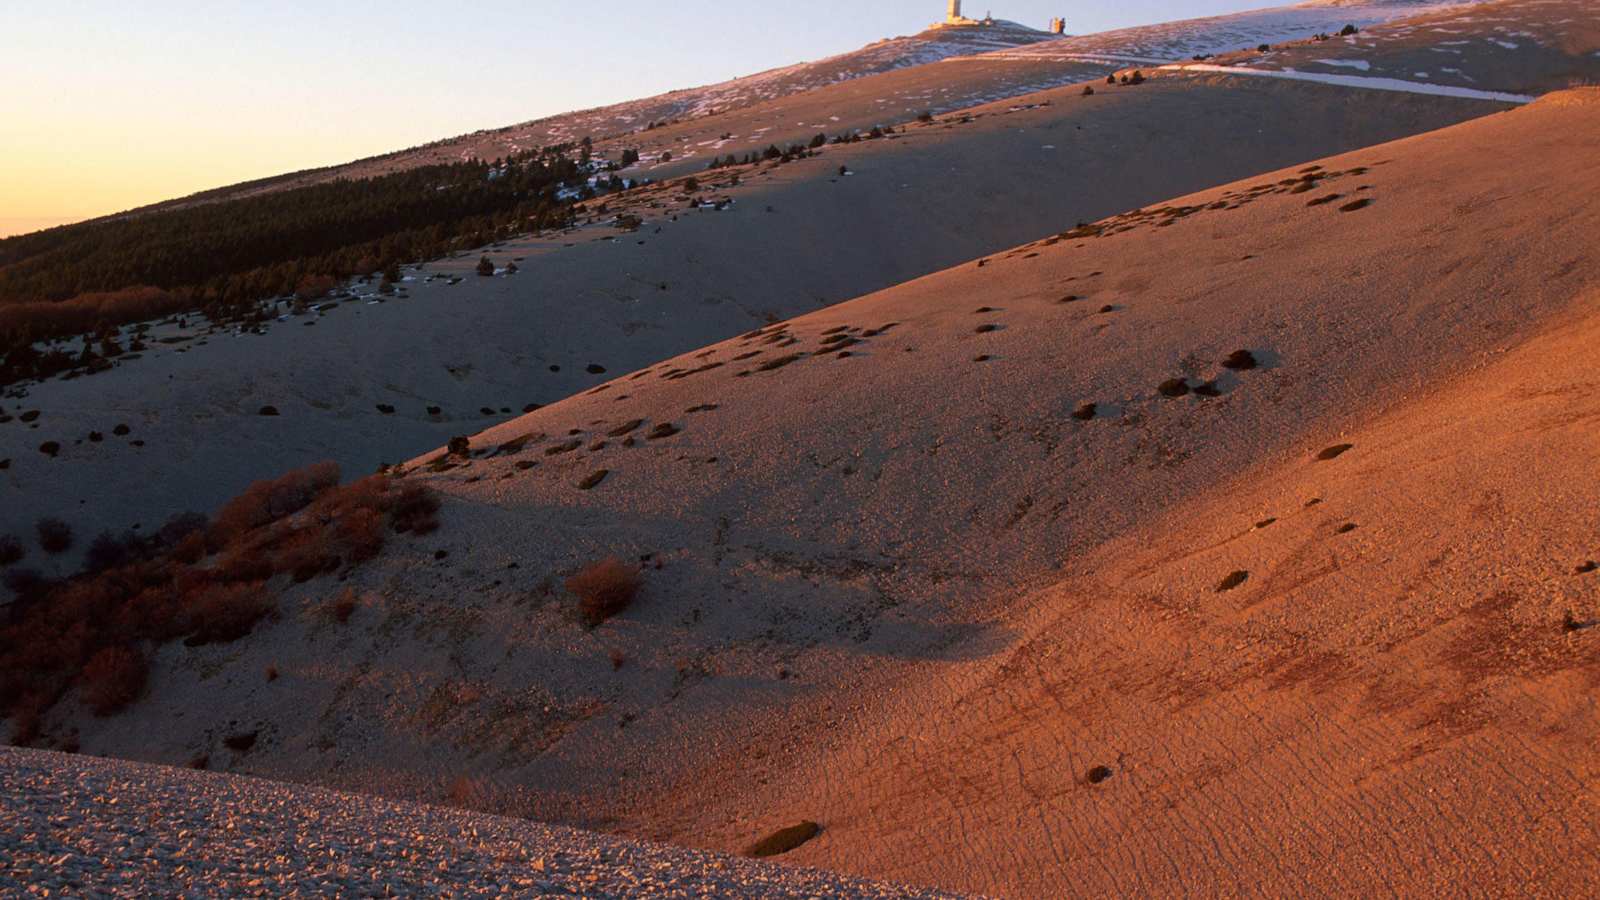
0;748;962;898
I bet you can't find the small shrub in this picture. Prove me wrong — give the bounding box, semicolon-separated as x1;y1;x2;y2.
744;821;821;858
448;436;471;457
1316;443;1354;461
567;557;641;627
1222;349;1258;370
273;528;341;583
80;646;148;715
37;517;74;554
212;461;340;543
389;483;440;535
1157;378;1190;398
265;665;279;682
3;567;49;600
338;507;385;562
84;531;136;572
329;589;359;624
0;534;23;566
156;511;208;548
185;581;275;646
223;731;258;753
476;256;496;277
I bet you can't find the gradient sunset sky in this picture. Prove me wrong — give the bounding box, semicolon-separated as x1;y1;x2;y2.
2;0;1278;237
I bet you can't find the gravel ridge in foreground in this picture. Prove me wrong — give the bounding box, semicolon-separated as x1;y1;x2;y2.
0;748;963;898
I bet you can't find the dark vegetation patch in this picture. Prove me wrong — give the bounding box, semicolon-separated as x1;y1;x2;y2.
1317;443;1354;461
647;423;681;440
1222;350;1257;370
0;148;587;386
974;323;1001;334
0;534;23;566
1158;378;1190;398
1085;765;1114;785
37;518;73;555
1306;193;1343;207
1577;561;1598;575
1193;381;1222;398
567;557;641;628
608;419;644;437
329;589;359;624
1071;403;1097;421
258;405;279;417
546;439;582;456
38;441;60;457
577;470;610;490
1339;198;1373;213
744;821;821;858
1255;518;1277;529
0;462;441;744
223;731;259;753
81;646;148;715
1336;523;1359;534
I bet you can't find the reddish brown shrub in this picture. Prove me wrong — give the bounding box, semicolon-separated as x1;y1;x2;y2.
168;530;207;564
211;461;340;544
80;645;148;715
567;557;642;627
329;588;359;624
390;482;440;535
294;274;338;302
184;581;274;646
271;527;341;583
336;508;385;562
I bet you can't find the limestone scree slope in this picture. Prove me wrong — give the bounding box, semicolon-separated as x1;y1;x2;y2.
30;89;1600;896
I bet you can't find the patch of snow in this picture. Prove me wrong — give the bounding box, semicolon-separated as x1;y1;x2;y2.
1166;63;1534;104
1314;59;1372;71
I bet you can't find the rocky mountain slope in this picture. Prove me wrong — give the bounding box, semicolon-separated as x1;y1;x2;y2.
27;85;1600;896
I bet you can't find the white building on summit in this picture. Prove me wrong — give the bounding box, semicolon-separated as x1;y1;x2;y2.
933;3;1064;33
938;1;985;28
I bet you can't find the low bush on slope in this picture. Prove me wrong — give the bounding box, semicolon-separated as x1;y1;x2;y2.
0;463;441;745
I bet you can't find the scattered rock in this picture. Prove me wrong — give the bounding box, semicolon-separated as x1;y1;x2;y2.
1071;403;1097;421
577;470;610;490
1216;570;1250;592
258;406;279;417
1085;765;1114;785
1317;444;1354;461
1158;378;1190;398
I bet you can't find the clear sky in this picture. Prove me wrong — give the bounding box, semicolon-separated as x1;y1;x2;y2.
1;0;1280;237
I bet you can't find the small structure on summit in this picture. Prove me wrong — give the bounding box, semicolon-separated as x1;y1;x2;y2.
932;3;1065;34
935;1;989;28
